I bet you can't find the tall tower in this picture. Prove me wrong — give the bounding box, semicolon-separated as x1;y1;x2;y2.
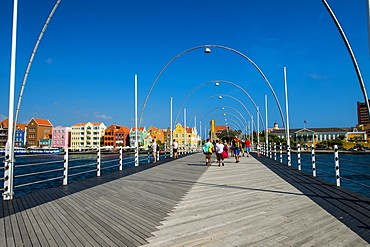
210;120;217;141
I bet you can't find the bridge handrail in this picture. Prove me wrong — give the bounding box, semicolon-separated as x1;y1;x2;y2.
262;142;370;197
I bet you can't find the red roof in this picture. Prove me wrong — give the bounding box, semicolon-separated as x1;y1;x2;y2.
0;119;27;130
107;125;130;133
72;123;86;126
33;118;53;126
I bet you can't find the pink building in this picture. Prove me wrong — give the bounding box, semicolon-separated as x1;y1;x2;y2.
52;126;71;148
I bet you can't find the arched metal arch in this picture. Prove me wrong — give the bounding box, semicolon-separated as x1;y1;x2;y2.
139;45;286;133
200;106;248;128
174;80;265;130
186;94;252;126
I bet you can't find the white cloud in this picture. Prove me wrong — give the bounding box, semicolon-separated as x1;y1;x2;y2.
94;112;112;120
308;73;332;79
0;114;6;121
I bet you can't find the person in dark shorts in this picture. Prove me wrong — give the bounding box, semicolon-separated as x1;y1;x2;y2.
173;139;178;159
203;139;213;166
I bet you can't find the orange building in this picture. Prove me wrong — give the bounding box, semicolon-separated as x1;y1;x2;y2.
0;119;27;147
26;118;53;147
147;126;165;144
104;125;130;147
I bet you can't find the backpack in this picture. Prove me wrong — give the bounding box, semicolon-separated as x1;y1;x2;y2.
203;143;213;153
234;140;240;148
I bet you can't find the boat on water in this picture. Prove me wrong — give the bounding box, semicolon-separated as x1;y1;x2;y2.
0;147;28;155
28;147;62;154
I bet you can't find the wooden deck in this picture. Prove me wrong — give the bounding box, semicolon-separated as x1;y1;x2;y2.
1;152;370;246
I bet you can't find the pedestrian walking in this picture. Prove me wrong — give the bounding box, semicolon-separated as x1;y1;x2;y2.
232;137;242;163
245;139;251;157
151;139;158;163
216;140;225;166
256;143;261;157
172;139;178;159
203;139;213;166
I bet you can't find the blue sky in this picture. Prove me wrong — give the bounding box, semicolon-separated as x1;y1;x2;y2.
0;0;369;133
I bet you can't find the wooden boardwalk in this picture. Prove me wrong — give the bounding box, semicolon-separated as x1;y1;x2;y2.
1;152;370;246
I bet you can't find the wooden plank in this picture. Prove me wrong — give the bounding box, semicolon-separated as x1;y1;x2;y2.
12;198;32;247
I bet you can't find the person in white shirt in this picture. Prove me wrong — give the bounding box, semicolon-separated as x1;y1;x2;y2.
173;139;178;159
151;139;158;163
216;140;225;166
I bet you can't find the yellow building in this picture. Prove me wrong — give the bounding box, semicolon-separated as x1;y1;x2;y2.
173;123;200;151
71;122;107;148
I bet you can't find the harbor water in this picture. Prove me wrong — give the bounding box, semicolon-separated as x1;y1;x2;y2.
0;152;369;199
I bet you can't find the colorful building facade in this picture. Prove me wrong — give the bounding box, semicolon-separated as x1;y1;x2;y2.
71;122;107;148
104;125;130;147
0;119;27;147
129;127;148;147
52;126;71;148
26;118;53;148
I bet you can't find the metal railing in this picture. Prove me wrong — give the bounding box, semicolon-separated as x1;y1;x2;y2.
260;142;370;197
1;145;198;199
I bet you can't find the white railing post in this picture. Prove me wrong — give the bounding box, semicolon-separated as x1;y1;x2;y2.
287;144;291;166
269;143;272;158
274;143;277;160
334;145;340;186
280;143;283;163
297;144;301;171
311;144;316;177
157;148;160;161
148;147;150;163
119;147;123;170
164;144;167;159
63;148;69;185
97;147;101;176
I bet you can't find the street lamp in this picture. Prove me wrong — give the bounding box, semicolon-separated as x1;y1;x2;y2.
174;80;265;132
139;45;286;137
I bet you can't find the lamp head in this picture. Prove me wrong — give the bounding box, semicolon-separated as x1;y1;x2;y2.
218;96;222;99
204;48;211;53
215;82;220;86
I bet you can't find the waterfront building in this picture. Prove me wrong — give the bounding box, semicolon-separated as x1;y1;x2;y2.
147;126;165;145
129;127;148;147
104;125;130;147
26;118;53;148
163;127;172;148
270;127;366;148
144;134;155;149
173;123;200;151
52;126;71;148
357;101;370;140
0;119;27;147
71;122;107;148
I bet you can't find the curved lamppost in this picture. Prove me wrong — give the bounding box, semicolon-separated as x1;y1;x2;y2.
174;80;265;130
139;45;286;134
208;112;246;131
186;94;253;126
4;0;62;200
322;0;370;115
200;106;248;128
214;118;243;132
